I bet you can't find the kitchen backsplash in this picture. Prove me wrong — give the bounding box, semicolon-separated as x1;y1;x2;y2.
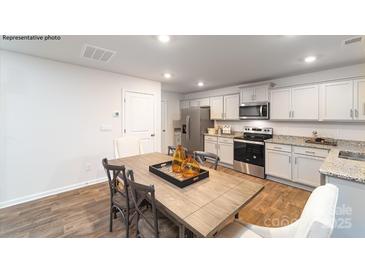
215;120;365;141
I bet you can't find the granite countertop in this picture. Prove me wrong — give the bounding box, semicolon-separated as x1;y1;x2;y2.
265;135;365;184
203;132;242;138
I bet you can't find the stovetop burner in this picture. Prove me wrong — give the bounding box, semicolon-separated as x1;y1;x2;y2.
234;127;273;142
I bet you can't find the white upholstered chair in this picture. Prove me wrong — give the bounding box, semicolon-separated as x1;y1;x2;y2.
217;184;339;238
114;136;143;159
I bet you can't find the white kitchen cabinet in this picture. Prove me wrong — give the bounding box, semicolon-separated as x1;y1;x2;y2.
292;154;324;187
210;96;224;120
254;85;270;102
320;80;354;121
223;94;239;120
265;149;292;180
354;78;365;121
218;137;233;165
271;85;319;121
189;99;200;107
204;140;217;155
240;87;255;103
190;98;210;107
204;136;233;166
240;85;270;103
180;100;190;109
270;88;291;120
291;85;319;120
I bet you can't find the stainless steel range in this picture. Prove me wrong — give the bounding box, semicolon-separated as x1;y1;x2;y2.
233;127;273;179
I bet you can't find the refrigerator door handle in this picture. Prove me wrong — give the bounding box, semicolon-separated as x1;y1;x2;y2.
186;115;190;141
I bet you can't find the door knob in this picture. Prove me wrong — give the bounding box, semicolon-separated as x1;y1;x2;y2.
162;130;166;132
151;134;155;137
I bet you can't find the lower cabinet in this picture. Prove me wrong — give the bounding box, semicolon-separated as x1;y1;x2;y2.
292;154;323;187
265;149;292;180
204;136;233;165
265;144;328;188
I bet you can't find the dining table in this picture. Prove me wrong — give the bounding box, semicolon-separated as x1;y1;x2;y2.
109;152;264;237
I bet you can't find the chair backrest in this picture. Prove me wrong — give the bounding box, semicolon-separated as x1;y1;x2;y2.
126;170;159;237
295;184;338;238
193;151;220;170
167;145;188;156
101;158;129;198
114;136;143;159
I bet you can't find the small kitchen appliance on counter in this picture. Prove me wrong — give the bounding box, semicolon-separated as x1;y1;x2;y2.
233;127;273;178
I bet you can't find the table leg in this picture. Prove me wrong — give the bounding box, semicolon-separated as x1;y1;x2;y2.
179;224;185;238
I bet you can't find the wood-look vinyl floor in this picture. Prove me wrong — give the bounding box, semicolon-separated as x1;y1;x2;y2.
0;165;310;237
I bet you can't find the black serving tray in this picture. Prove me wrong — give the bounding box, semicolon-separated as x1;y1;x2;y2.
149;161;209;188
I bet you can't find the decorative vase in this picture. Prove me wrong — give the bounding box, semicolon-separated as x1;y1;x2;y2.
172;145;186;173
181;155;200;178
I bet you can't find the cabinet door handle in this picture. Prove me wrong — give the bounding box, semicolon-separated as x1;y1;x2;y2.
350;109;353;118
363;103;365;115
288;156;291;164
292;110;294;118
355;109;359;118
289;111;291;118
294;157;297;165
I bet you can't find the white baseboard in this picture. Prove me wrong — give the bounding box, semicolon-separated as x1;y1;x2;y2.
0;177;107;209
266;175;314;192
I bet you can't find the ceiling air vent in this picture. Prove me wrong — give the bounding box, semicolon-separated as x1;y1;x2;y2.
81;44;116;63
342;36;364;47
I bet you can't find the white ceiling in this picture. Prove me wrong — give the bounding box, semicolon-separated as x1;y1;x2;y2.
1;35;365;93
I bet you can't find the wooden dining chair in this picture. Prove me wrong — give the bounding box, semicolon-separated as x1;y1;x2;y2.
193;151;220;170
167;145;188;156
126;170;179;238
102;158;134;237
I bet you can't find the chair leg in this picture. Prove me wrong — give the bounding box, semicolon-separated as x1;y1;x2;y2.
126;208;130;238
109;206;113;232
113;207;117;219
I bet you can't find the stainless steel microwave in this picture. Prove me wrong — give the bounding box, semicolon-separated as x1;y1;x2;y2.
239;102;269;120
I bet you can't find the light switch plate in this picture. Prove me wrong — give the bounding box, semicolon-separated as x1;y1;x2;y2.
100;125;112;131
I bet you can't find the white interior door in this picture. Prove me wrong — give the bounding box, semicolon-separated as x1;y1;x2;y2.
124;91;156;154
161;100;168;154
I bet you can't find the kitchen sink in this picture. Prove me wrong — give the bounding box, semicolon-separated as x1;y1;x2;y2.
338;151;365;161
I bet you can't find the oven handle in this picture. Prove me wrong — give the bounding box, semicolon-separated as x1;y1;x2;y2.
234;139;265;145
259;105;263;117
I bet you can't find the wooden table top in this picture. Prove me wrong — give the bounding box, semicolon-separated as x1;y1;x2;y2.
109;152;263;237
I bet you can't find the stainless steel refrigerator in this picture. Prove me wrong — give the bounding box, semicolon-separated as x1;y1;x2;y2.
181;106;213;152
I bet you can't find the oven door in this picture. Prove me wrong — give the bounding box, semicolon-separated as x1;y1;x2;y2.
234;140;265;167
239;102;269;120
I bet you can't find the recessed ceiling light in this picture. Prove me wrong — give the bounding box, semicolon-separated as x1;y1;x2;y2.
197;81;204;87
157;35;170;43
163;72;171;79
304;56;317;63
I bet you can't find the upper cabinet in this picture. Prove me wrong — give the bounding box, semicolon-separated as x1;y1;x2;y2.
180;100;190;109
180;98;210;109
223;94;240;120
353;78;365;121
320;80;354;121
270;84;322;121
210;94;239;120
291;85;319;120
270;88;291;120
190;97;210;107
240;84;270;103
210;96;224;120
